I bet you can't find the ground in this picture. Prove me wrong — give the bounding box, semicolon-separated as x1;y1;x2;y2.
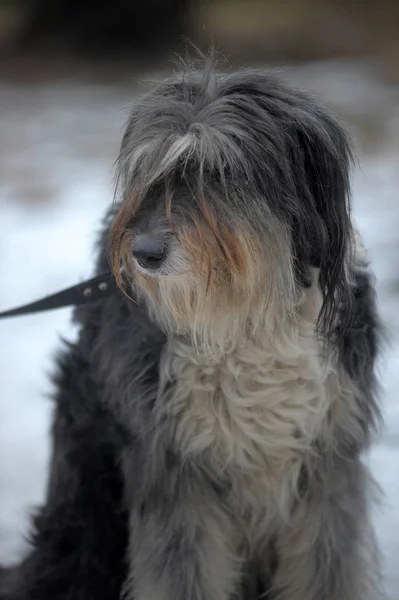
0;60;398;598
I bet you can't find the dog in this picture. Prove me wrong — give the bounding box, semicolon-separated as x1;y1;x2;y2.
0;55;383;600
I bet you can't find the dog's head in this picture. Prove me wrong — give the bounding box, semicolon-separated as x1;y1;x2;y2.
109;57;354;355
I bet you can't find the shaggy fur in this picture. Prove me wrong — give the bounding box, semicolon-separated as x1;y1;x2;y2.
0;55;383;600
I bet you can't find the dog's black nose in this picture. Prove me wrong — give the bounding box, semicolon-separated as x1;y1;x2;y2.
132;235;166;270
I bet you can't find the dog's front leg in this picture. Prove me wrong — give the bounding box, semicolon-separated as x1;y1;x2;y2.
123;464;241;600
271;455;381;600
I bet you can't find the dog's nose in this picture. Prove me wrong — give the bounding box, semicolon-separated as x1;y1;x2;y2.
132;235;166;270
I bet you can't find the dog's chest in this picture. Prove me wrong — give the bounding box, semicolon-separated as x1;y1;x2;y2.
162;336;330;483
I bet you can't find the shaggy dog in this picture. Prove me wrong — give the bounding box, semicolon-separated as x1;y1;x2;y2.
0;56;383;600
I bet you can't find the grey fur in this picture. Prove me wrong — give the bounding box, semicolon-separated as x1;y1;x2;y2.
0;54;383;600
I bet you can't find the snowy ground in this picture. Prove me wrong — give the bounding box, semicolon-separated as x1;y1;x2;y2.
0;61;398;597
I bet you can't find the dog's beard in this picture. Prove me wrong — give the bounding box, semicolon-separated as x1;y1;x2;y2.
135;267;245;358
133;230;298;360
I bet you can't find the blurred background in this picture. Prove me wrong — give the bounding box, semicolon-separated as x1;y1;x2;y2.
0;0;398;596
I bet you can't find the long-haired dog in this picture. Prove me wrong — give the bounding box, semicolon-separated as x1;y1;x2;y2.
0;55;383;600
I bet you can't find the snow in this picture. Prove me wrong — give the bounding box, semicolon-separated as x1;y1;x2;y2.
0;62;398;597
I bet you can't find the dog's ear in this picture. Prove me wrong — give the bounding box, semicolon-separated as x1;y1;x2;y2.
289;105;355;340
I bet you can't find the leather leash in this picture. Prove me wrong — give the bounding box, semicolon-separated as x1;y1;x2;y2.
0;272;117;319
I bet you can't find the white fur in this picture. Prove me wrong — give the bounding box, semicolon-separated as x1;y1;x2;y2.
160;133;196;171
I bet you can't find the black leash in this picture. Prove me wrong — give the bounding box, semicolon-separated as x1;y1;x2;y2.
0;272;118;319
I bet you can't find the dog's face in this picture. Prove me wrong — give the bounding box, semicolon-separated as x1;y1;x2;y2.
109;59;354;355
110;174;292;354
